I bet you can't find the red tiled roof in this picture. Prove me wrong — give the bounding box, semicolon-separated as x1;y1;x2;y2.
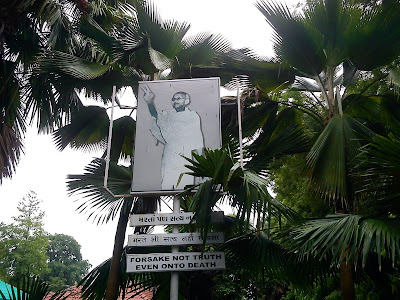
44;286;81;300
44;285;153;300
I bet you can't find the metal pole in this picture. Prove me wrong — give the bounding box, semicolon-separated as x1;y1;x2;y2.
170;196;180;300
104;86;116;188
236;79;244;169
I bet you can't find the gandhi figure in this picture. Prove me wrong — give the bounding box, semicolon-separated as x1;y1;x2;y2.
142;86;204;190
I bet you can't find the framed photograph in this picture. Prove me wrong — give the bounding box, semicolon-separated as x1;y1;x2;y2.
131;77;221;195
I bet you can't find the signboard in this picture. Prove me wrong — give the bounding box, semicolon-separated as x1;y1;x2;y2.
131;78;221;195
128;232;224;247
130;211;224;226
126;252;226;273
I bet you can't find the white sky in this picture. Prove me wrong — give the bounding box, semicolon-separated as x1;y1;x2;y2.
0;0;298;269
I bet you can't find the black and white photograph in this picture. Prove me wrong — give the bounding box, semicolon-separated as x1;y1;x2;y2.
131;78;221;194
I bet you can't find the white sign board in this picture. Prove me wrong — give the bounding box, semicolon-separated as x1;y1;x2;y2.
126;252;225;273
130;211;224;226
131;78;221;195
128;232;224;247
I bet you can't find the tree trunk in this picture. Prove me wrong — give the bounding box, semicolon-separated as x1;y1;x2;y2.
105;199;132;300
336;205;356;300
340;259;355;300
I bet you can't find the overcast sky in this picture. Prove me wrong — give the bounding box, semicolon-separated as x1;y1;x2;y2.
0;0;298;269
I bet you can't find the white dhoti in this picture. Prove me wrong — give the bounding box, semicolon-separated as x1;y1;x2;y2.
150;109;204;190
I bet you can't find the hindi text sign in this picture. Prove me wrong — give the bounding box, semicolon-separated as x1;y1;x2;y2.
128;232;224;247
130;211;224;226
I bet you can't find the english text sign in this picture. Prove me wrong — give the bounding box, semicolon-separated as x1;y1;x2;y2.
126;252;226;273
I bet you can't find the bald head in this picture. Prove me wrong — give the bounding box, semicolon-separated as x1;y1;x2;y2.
171;92;190;112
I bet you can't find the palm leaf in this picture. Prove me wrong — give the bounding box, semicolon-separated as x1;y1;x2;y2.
305;0;350;67
179;48;297;93
133;0;189;58
256;0;326;76
67;158;132;224
0;124;24;183
287;214;400;269
109;116;136;161
52;106;109;153
0;275;68;300
38;50;111;81
223;232;332;287
174;33;231;74
246;107;310;172
345;0;400;71
79;251;167;300
358;132;400;214
184;148;303;226
306;114;374;203
40;0;79;51
0;60;26;135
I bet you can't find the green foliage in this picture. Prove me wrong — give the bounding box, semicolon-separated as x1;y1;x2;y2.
0;275;70;300
269;154;331;218
0;191;49;282
282;277;341;300
0;192;89;294
287;214;400;270
42;234;91;291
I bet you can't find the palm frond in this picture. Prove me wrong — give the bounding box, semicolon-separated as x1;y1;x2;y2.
109;116;136;161
223;232;332;287
180;48;297;93
388;67;400;96
134;0;188;58
147;41;173;71
0;275;69;300
40;0;79;51
0;124;24;183
287;214;400;269
345;0;400;71
358;132;400;214
0;60;26;136
67;158;132;224
173;33;231;77
184;148;303;227
52;106;109;153
38;50;111;81
256;0;326;76
306;114;374;203
79;252;167;300
304;0;349;67
246;108;310;172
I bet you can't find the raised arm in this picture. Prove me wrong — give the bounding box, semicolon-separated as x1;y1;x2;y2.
142;85;157;118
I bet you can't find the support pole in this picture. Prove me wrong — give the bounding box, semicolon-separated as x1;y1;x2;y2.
170;196;180;300
236;79;244;169
104;86;116;188
103;86;131;198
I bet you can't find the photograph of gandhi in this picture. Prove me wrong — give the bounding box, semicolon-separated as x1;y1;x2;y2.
142;86;204;190
131;78;221;194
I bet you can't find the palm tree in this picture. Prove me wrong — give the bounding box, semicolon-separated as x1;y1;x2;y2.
66;159;161;300
0;0;87;182
43;1;241;299
247;0;400;298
